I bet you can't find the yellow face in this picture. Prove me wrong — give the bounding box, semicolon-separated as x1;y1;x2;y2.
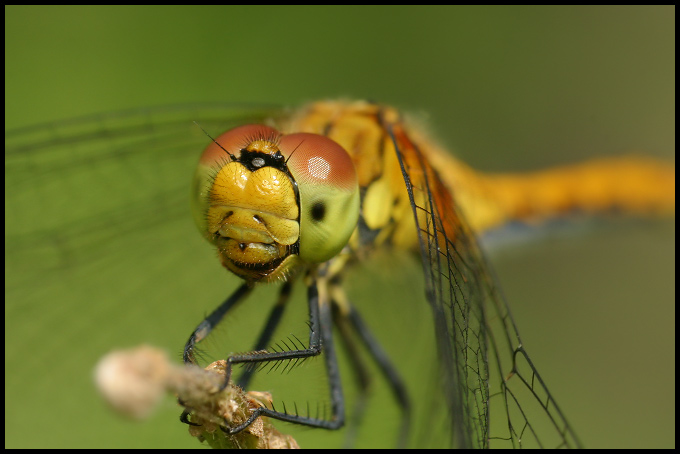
192;125;360;283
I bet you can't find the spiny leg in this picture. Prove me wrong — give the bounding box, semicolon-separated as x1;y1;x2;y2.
236;281;293;389
218;278;346;434
180;282;253;425
183;282;252;365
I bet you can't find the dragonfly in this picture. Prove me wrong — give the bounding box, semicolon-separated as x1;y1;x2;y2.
5;100;674;448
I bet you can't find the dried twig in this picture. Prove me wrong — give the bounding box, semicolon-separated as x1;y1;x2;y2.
95;345;298;449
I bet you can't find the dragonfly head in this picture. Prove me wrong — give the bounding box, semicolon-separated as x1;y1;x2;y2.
192;124;360;283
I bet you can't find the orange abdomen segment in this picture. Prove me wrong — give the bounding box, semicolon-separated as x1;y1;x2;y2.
478;156;675;230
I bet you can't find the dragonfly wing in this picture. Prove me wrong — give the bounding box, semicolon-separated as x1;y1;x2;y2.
6;103;280;281
5;104;282;430
388;122;582;448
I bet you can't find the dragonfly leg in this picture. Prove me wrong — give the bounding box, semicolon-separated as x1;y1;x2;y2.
236;281;293;389
182;282;253;365
344;301;411;448
219;278;346;433
331;301;372;447
180;282;253;425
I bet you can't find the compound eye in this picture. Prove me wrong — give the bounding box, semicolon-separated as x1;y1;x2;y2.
279;133;360;264
279;133;358;192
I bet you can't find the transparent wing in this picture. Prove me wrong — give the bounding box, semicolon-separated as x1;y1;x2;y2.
6;103;582;448
6;103;279;282
5;104;285;447
389;122;582;448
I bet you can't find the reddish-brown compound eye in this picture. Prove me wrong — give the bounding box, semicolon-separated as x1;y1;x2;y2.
279;133;358;192
278;133;360;264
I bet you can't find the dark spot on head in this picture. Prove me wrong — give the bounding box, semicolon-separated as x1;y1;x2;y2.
311;202;325;222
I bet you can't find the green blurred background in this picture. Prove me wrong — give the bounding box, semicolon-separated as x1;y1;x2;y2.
5;5;674;448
